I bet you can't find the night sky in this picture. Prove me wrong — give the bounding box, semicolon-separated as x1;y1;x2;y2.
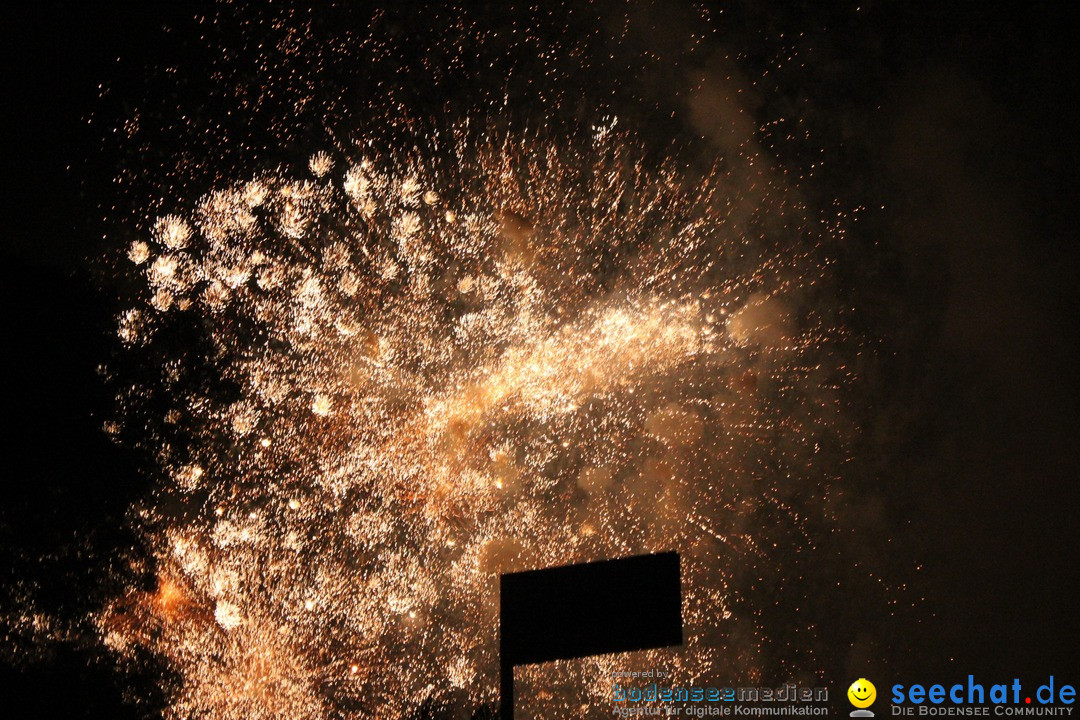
2;2;1078;719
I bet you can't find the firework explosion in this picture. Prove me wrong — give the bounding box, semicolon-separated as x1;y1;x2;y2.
1;3;868;719
95;116;850;717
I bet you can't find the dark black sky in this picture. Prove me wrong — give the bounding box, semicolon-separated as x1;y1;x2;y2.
2;2;1078;718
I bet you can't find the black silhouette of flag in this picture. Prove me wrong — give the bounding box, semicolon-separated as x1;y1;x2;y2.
499;551;682;719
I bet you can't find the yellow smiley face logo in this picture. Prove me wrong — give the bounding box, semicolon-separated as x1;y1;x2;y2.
848;679;877;708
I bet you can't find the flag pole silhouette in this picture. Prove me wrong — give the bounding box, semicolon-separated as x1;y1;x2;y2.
499;551;683;719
